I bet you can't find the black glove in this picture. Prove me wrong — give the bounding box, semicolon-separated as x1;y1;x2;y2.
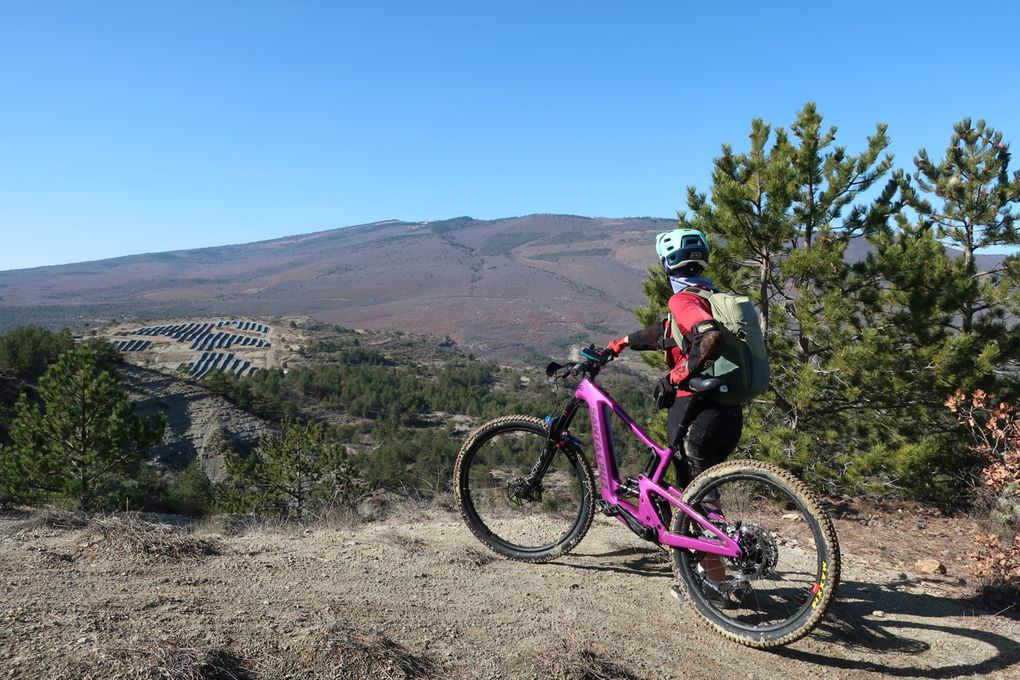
653;376;676;410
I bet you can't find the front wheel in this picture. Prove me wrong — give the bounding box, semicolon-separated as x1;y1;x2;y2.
454;416;595;562
671;459;841;648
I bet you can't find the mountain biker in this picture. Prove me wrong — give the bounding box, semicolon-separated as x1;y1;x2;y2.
604;228;742;589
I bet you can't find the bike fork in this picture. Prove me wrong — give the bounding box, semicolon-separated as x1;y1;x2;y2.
522;401;583;487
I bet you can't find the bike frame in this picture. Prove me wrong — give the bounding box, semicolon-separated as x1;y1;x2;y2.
548;377;741;558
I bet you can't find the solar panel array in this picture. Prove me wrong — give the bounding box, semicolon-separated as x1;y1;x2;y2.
113;319;271;378
182;351;255;381
112;339;151;352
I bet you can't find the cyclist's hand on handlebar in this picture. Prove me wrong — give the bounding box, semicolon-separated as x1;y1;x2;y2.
606;336;629;356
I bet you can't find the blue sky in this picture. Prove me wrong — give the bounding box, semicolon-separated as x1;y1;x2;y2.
1;1;1018;270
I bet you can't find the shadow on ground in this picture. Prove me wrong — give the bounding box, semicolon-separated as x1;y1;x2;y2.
555;546;673;578
776;580;1020;678
556;547;1019;679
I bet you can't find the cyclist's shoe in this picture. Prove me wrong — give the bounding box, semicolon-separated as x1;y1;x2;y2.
695;564;747;609
669;581;738;610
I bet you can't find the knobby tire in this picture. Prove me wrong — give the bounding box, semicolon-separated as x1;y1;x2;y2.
455;416;595;563
671;459;841;648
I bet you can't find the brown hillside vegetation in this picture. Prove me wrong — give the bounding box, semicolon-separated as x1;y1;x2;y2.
0;215;679;357
1;502;1018;680
0;215;1006;360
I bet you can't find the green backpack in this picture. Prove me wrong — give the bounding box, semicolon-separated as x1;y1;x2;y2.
668;288;770;405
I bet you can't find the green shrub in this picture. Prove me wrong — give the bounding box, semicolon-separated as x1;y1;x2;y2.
164;462;215;516
0;326;73;381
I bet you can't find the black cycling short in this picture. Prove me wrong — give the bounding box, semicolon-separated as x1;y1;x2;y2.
667;396;743;486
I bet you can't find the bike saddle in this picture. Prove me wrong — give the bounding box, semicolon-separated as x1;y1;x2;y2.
688;377;728;393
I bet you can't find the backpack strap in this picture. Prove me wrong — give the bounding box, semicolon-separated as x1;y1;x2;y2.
662;288;715;350
682;286;713;300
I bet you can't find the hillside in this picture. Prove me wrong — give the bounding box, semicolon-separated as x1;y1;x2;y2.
0;215;681;358
1;504;1018;679
2;214;1008;359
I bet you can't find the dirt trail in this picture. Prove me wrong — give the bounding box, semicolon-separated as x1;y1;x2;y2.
1;506;1018;679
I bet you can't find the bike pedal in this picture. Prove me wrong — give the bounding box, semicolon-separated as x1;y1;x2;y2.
594;500;620;517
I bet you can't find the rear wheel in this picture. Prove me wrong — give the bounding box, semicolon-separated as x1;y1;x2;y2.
455;416;594;562
671;459;840;648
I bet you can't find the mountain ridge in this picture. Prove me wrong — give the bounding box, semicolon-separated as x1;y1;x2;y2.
0;214;677;357
0;214;1007;358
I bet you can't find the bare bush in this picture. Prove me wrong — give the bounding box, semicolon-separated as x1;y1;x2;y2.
296;610;437;679
87;516;220;558
946;390;1020;589
971;533;1020;590
108;639;249;680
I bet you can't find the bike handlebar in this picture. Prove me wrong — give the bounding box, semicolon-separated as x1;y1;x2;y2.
545;345;614;383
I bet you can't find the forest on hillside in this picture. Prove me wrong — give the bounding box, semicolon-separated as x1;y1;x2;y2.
0;323;657;514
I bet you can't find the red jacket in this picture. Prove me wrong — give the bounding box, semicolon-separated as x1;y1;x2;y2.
665;288;715;397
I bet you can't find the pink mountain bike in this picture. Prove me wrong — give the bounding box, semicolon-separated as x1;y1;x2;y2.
454;349;840;648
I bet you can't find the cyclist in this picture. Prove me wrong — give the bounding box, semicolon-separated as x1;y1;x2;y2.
604;228;742;592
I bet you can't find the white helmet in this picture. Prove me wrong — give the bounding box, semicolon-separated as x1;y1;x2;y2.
655;229;709;273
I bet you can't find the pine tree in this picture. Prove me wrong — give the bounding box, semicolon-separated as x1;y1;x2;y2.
639;107;1020;502
857;218;994;498
0;326;74;381
218;419;365;518
1;346;165;509
164;460;215;516
900;118;1020;346
854;119;1020;499
643;103;905;494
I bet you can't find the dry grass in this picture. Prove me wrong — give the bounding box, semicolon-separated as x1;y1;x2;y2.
520;637;642;680
197;513;274;537
5;505;91;534
563;648;642;680
87;516;220;558
451;545;496;568
293;609;438;679
100;639;250;680
429;492;458;513
385;531;429;554
196;504;366;538
308;501;364;529
35;505;91;529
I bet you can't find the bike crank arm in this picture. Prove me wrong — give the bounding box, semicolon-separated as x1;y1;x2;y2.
595;500;656;541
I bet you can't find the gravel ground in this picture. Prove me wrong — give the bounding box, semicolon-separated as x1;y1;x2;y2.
1;504;1018;679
